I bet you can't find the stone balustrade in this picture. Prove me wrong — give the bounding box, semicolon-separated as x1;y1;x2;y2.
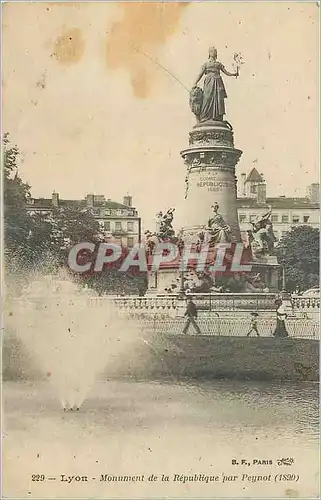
291;295;320;310
88;295;178;312
9;292;319;340
88;293;278;315
187;293;277;311
14;292;320;317
87;297;319;339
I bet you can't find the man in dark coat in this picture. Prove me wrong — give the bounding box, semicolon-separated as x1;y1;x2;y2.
183;297;202;335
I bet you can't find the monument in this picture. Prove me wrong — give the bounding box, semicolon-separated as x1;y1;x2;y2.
146;47;280;294
181;47;242;244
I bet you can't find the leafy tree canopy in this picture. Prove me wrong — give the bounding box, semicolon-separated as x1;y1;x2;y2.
3;133;31;253
276;225;319;292
3;134;147;295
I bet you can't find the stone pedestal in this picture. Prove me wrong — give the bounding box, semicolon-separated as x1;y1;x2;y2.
180;120;242;241
250;256;281;292
147;267;181;295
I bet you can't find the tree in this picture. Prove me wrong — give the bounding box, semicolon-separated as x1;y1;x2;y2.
80;265;148;296
51;206;101;250
3;134;148;295
2;135;102;281
3;133;31;256
276;226;319;292
76;245;148;296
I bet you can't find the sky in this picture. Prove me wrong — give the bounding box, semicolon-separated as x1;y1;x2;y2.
3;2;319;229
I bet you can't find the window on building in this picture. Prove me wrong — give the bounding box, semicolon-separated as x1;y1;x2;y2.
250;184;257;194
104;209;111;216
115;222;122;232
239;214;246;223
104;221;110;231
281;215;289;223
271;214;278;223
303;215;310;223
127;221;134;232
127;237;135;247
292;216;300;224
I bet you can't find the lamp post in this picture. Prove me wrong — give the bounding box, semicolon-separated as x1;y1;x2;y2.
281;266;286;293
179;268;185;296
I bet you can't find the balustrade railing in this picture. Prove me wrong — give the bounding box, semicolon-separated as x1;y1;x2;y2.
88;293;278;313
291;295;320;310
189;293;277;311
87;295;319;338
10;292;319;339
88;295;179;312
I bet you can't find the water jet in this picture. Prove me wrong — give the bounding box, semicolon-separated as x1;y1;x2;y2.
5;272;143;410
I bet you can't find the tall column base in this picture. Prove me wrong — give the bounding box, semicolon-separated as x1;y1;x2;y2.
180;120;242;243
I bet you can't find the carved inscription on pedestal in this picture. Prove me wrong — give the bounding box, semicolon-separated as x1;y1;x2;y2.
195;173;234;192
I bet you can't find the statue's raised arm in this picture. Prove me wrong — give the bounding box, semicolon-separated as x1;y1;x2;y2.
189;47;239;123
220;65;239;77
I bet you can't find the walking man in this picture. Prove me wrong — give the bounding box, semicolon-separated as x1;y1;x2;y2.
246;312;260;337
183;297;202;335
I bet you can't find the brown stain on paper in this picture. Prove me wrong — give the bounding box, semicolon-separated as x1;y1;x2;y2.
52;27;85;65
106;2;189;98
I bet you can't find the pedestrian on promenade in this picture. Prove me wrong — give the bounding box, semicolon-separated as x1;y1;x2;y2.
246;312;260;337
183;297;202;335
273;299;289;337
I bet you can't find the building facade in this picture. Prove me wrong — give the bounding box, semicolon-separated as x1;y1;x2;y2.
237;168;319;242
26;193;141;247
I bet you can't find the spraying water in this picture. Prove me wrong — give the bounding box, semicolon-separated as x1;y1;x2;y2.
4;270;145;410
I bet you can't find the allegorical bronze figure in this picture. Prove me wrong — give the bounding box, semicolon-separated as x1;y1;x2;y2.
207;202;232;244
190;47;241;122
249;205;277;256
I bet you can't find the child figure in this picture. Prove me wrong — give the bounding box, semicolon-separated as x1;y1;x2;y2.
246;312;260;337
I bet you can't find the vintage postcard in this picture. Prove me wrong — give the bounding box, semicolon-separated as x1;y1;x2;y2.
1;1;319;499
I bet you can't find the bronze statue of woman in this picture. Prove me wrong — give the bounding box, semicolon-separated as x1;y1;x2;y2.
207;202;232;244
192;47;238;122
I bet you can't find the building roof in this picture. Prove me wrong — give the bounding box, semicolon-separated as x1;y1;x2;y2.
26;197;137;211
237;196;319;210
245;167;264;183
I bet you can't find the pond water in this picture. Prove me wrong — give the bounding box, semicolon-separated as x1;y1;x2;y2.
2;379;319;498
